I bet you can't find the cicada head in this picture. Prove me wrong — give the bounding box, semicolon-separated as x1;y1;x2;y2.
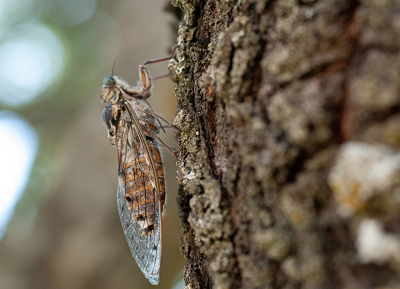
103;75;116;87
101;75;120;105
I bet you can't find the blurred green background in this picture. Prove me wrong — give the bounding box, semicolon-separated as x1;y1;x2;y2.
0;0;183;288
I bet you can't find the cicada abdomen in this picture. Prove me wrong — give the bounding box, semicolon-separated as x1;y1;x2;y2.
122;141;166;235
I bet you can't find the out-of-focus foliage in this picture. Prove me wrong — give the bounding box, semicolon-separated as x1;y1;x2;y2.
0;0;183;288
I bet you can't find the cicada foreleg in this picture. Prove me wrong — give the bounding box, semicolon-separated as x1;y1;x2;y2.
122;66;152;100
123;54;173;101
135;47;178;99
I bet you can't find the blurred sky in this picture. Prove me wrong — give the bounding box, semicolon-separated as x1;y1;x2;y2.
0;1;183;288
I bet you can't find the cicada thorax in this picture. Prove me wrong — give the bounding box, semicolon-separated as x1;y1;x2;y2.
100;85;125;146
120;128;166;236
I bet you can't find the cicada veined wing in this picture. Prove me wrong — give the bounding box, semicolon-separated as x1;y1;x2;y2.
116;114;165;284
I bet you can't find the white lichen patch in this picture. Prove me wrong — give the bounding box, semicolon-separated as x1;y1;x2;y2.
185;171;196;180
356;218;400;265
328;142;400;217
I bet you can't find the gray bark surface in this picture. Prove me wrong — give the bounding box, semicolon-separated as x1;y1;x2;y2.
170;0;400;289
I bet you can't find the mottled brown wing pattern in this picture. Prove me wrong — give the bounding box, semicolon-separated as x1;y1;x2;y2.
116;104;166;285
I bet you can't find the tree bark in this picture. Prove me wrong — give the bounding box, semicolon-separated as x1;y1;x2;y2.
170;0;400;289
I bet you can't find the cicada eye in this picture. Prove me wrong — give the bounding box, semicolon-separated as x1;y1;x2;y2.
103;76;116;86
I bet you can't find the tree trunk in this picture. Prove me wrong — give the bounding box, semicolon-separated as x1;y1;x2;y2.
170;0;400;289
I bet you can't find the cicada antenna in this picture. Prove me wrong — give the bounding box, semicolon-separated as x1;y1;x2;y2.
112;55;118;76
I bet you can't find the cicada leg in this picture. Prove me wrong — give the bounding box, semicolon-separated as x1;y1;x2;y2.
138;46;179;98
132;100;177;131
140;122;177;160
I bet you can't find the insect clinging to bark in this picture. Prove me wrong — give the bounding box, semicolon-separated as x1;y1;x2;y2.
100;55;176;285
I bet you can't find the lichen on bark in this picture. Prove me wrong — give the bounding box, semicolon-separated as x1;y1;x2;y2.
169;0;400;288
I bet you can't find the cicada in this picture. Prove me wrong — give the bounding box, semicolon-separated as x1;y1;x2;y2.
100;57;175;285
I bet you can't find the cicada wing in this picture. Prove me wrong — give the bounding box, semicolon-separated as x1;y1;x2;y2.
116;120;162;285
117;177;161;285
117;178;162;285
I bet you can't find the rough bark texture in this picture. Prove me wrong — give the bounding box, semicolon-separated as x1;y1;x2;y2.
169;0;400;289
